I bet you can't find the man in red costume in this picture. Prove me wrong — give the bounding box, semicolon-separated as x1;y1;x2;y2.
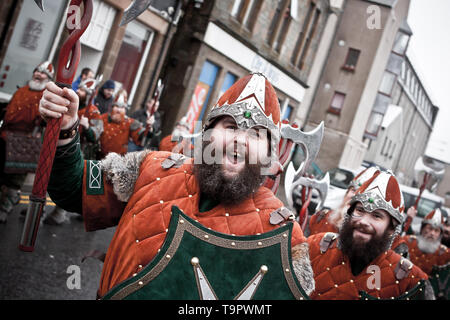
39;73;314;298
307;170;434;299
98;91;144;158
0;61;53;223
397;209;449;275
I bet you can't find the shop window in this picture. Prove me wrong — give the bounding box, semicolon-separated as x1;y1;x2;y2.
282;105;294;120
186;60;220;132
219;72;237;98
110;21;153;102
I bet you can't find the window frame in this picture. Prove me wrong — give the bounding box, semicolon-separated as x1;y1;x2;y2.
342;48;361;72
327;91;346;115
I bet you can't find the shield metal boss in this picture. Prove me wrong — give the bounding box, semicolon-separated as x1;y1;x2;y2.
429;263;450;300
102;205;309;300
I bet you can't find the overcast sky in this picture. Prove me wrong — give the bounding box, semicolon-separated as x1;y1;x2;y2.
406;0;450;163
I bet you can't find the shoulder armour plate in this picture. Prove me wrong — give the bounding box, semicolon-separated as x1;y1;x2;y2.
319;232;338;254
394;258;414;280
269;207;295;225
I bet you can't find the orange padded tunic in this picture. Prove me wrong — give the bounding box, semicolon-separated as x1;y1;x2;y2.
1;85;43;138
99;114;142;156
81;151;306;297
307;233;428;300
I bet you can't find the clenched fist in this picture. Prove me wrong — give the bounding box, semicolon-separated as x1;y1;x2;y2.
39;81;79;145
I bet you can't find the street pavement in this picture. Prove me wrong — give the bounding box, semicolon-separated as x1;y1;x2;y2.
0;181;115;300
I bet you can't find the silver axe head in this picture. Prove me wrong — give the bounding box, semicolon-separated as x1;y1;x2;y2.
282;122;325;209
414;156;445;192
120;0;154;26
34;0;44;11
281;121;324;180
291;173;330;212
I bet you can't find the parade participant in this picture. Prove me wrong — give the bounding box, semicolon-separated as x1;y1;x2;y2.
130;98;162;151
98;90;144;158
0;61;53;223
308;166;380;236
159;116;192;154
307;170;433;299
72;67;94;92
94;79;115;114
398;209;449;275
40;73;314;298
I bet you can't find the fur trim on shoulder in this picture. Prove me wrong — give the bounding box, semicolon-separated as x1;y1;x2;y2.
291;242;315;296
100;150;152;202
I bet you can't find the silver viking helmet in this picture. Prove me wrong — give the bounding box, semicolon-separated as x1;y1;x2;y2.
203;73;282;158
349;166;381;190
34;61;54;80
422;208;444;231
350;171;405;225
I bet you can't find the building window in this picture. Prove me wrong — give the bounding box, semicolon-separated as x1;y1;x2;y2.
392;31;410;56
328;91;346;115
365;112;384;137
232;0;262;31
379;71;396;96
342;48;361;71
231;0;246;20
291;1;314;65
297;8;320;69
267;0;291;50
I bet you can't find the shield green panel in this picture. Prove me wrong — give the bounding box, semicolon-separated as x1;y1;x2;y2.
102;205;309;300
429;263;450;300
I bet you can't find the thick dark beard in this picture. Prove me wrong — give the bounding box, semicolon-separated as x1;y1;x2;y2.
193;156;265;206
339;218;393;276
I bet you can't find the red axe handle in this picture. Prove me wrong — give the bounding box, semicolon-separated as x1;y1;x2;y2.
19;0;93;252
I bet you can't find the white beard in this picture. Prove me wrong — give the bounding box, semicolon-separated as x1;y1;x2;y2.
28;79;48;91
417;235;441;254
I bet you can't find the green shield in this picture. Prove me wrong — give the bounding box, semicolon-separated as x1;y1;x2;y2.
429;263;450;300
102;205;309;300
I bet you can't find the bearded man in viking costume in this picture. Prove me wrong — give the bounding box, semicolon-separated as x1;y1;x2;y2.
307;170;434;300
397;209;449;275
39;73;315;299
0;61;53;223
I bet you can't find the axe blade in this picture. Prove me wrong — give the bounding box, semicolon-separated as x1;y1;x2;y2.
120;0;153;26
294;173;330;212
281;121;324;179
34;0;44;11
414;156;445;191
